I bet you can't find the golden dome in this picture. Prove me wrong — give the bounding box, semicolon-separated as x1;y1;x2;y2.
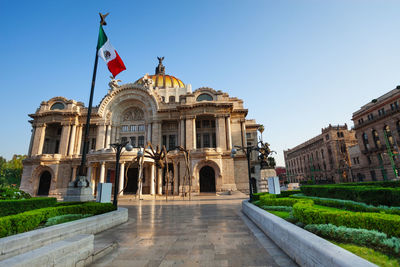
135;74;184;88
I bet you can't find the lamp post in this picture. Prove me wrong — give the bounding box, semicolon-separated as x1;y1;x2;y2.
136;148;144;200
231;146;255;202
110;141;133;206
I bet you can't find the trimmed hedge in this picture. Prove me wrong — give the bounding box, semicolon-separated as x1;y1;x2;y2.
45;214;92;226
305;224;400;256
252;192;269;201
291;194;400;215
261;205;293;212
338;181;400;187
259;195;308;207
0;186;31;200
0;202;116;238
278;190;301;198
293;201;400;238
301;185;400;206
252;190;301;201
0;197;57;217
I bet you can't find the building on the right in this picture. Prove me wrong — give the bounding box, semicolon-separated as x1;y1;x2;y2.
352;86;400;181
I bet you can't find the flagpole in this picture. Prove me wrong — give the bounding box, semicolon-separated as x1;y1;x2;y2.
77;13;109;181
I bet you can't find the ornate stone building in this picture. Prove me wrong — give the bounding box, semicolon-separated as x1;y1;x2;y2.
352;86;400;181
284;124;357;183
20;59;259;198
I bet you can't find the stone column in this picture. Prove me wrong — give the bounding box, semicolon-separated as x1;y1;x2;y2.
119;162;125;196
68;124;77;156
87;164;93;183
216;115;227;150
75;125;83;155
173;163;179;195
226;116;232;150
99;162;106;183
71;166;78;182
240;119;246;148
150;163;155;195
179;118;185;147
185;116;196;149
96;124;106;150
152;121;162;146
146;123;152;143
157;167;163;195
28;126;35;156
59;123;71;155
105;125;111;149
31;123;46;155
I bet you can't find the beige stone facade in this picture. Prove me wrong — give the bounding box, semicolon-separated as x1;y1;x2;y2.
284;124;357;183
352;86;400;181
21;60;258;198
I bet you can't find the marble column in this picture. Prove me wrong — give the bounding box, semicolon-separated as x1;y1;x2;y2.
68;124;77;156
157;167;163;195
185;116;196;149
216;115;227;150
179;118;185;147
226;116;232;150
59;124;71;155
28;126;35;156
87;164;93;183
119;162;125;196
71;166;77;182
240;119;246;148
99;162;106;183
152;121;162;146
150;163;155;195
75;125;83;155
105;125;111;149
31;124;46;155
96;124;106;150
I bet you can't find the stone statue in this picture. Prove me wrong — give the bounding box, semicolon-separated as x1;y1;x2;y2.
109;76;121;90
258;141;274;169
142;73;153;89
155;57;165;75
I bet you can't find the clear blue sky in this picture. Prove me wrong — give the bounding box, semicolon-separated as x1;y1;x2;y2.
1;0;400;166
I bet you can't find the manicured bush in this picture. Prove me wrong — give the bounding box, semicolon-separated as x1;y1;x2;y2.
300;185;400;206
277;190;301;198
339;181;400;187
305;224;400;256
293;201;400;238
0;186;31;200
290;194;400;215
259;195;308;207
0;202;116;238
56;201;84;207
252;192;269;201
0;197;57;217
45;214;93;226
261;205;292;212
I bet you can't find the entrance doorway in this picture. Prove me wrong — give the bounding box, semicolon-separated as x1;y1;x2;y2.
199;166;216;192
125;168;138;194
37;171;51;196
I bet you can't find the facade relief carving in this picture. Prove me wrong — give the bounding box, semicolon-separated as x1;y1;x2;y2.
122;108;144;122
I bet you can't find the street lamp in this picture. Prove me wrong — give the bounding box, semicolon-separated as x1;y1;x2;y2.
110;141;133;206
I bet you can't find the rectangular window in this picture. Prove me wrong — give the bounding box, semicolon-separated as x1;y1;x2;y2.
211;120;216;128
91;138;96;150
203;133;210;147
138;125;145;132
138;136;144;147
122;125;129;132
212;133;216;148
168;135;176;150
196;134;201;148
246;133;251;138
120;137;127;143
130;136;136;147
202;120;210;128
368;114;374;120
162;135;167;147
196;121;201;129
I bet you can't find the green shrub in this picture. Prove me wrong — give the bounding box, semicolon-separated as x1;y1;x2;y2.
0;202;116;238
0;186;31;200
339;181;400;187
45;214;92;226
0;197;57;217
293;202;400;238
305;224;400;256
300;185;400;206
290;194;400;215
252;192;269;201
278;190;301;198
55;201;84;206
261;205;293;212
259;195;309;207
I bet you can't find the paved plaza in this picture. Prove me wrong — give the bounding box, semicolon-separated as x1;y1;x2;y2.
91;192;296;267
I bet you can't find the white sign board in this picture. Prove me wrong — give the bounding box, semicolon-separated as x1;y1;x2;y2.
96;183;112;203
267;177;281;194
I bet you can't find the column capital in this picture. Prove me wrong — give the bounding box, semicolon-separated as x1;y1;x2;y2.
34;122;46;127
185;115;196;120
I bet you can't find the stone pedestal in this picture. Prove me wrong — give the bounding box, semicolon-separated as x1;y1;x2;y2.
256;168;277;193
64;176;94;202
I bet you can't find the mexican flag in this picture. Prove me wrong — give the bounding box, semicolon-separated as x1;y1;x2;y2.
97;26;126;77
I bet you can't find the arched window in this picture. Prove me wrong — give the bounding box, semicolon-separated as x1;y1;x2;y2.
384;125;394;145
169;96;175;103
50;102;65;110
196;93;213;102
372;130;381;148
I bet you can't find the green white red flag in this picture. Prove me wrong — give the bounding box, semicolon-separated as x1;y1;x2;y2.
97;26;126;77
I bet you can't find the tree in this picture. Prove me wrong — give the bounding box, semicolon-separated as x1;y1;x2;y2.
0;155;27;186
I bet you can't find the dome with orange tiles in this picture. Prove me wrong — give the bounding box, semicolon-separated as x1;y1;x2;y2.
134;57;185;88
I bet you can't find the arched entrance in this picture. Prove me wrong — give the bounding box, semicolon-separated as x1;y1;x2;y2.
199;166;216;192
125;168;140;194
37;171;51;196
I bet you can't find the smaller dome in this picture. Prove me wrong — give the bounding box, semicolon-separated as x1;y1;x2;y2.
135;74;184;88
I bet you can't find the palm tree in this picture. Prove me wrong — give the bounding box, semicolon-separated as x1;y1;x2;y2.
258;125;265;141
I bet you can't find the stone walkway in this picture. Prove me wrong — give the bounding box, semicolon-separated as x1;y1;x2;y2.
90;192;297;267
